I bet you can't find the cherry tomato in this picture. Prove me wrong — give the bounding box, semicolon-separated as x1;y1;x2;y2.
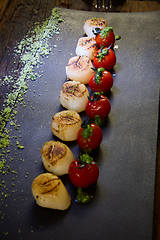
86;94;111;120
88;67;113;92
68;154;99;188
93;47;116;70
95;27;115;48
77;123;102;151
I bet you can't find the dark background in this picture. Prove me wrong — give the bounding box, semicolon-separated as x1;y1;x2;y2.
0;1;160;239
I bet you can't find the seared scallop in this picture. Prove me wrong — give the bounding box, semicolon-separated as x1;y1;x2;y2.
66;56;94;84
51;110;82;141
59;81;89;113
32;173;71;210
84;18;107;38
75;37;98;60
41;140;74;176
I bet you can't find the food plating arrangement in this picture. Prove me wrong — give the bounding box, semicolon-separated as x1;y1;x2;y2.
0;6;159;240
31;17;120;209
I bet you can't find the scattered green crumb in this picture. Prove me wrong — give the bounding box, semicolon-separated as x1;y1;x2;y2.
16;141;24;149
0;159;6;173
0;8;63;205
4;193;9;198
11;170;17;174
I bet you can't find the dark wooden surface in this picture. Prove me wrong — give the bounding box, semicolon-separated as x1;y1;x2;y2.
155;111;160;240
0;1;160;239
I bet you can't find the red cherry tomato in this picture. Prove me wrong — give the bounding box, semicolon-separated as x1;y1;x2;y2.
86;95;111;120
69;157;99;188
93;47;116;70
88;68;113;92
77;123;102;151
95;27;115;48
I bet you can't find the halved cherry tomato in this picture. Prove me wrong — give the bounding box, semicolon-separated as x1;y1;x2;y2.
95;27;115;48
77;123;102;151
68;154;99;188
88;67;113;92
86;94;111;121
93;47;116;70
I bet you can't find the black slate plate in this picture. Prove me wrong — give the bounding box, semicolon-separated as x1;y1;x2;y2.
0;8;160;240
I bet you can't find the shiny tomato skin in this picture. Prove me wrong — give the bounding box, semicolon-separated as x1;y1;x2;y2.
86;95;111;120
95;30;115;48
93;48;116;70
68;160;99;188
88;70;113;92
77;123;103;150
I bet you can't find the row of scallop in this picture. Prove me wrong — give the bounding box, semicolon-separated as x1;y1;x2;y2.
31;17;111;210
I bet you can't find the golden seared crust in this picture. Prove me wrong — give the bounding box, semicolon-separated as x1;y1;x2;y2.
62;82;87;97
66;56;94;84
50;143;66;161
41;141;67;166
51;110;82;141
76;37;98;60
86;18;107;27
52;111;81;126
32;173;60;195
58;115;80;125
67;56;90;71
32;173;71;210
79;37;97;49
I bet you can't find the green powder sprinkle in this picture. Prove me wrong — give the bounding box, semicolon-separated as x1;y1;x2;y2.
16;141;24;149
0;8;63;202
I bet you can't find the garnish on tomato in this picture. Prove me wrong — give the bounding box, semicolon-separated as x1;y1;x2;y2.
86;94;111;125
77;123;102;151
75;187;92;204
95;27;115;48
93;47;116;70
89;67;113;93
68;154;99;188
